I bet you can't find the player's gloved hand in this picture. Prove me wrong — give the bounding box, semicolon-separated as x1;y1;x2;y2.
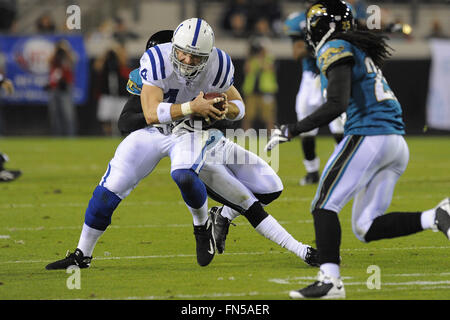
264;125;291;152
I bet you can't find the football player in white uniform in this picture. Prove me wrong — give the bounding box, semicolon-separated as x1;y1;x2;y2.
120;24;319;266
284;11;345;186
45;19;319;271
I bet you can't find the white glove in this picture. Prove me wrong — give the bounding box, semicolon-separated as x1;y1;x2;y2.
264;125;290;152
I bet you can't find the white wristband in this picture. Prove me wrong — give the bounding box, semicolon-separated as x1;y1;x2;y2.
181;102;192;116
156;102;173;124
227;99;245;121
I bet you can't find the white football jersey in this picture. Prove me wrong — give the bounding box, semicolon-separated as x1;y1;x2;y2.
139;42;235;103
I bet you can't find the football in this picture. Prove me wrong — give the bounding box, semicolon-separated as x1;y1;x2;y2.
204;92;226;111
189;92;226;127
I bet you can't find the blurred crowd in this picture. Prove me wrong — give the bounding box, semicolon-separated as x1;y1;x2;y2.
0;1;138;136
0;0;449;136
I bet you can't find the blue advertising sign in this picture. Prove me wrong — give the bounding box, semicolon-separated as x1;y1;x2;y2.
0;34;88;104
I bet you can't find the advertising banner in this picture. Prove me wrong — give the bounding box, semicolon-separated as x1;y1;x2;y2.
426;39;450;131
0;34;88;104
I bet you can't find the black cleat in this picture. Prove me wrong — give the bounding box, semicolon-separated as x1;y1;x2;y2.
304;246;320;267
193;218;215;266
299;171;319;186
0;153;21;182
289;271;345;299
434;197;450;240
0;169;21;182
209;206;234;254
45;248;92;270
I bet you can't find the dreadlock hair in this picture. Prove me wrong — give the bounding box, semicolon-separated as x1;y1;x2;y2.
330;30;393;68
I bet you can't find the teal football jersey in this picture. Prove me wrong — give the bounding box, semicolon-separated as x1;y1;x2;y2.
317;39;405;136
126;68;142;96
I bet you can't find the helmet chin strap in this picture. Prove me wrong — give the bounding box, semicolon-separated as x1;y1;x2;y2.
314;24;336;55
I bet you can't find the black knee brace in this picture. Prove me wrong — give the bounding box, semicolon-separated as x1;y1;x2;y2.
242;202;269;228
254;191;282;206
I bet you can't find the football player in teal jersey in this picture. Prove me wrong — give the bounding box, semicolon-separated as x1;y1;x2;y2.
266;0;449;299
118;30;174;135
45;26;320;272
116;30;320;268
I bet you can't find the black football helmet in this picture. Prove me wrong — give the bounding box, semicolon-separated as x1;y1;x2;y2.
306;0;354;52
145;29;174;50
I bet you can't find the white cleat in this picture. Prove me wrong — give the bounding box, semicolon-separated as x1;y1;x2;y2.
289;271;345;299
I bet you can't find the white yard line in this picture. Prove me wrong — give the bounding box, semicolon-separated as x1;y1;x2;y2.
119;280;450;300
2;219;317;232
2;191;446;211
0;246;449;265
0;251;286;265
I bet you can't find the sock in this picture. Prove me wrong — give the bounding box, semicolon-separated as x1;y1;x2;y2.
187;201;209;226
421;209;436;230
254;214;309;260
77;223;104;257
303;157;320;173
364;212;423;242
313;209;341;265
301;136;316;161
321;263;341;281
171;169;207;209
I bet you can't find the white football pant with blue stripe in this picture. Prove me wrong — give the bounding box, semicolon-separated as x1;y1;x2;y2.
311;134;409;242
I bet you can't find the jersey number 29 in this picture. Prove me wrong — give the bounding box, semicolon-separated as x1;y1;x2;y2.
364;57;398;102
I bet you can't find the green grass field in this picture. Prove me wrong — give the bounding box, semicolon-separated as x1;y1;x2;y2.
0;135;449;300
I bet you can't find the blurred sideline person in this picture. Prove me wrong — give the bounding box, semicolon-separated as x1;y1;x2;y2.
119;30;319;266
94;42;130;136
0;73;21;182
241;37;278;132
47;40;77;136
46;20;319;271
266;0;450;299
284;11;344;186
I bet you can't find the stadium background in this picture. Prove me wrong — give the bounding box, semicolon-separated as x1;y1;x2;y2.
0;0;450;136
0;0;449;302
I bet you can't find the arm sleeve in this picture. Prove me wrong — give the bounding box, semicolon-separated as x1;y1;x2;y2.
288;61;352;136
117;95;147;135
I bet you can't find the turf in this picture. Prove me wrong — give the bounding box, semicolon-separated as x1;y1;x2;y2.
0;135;449;300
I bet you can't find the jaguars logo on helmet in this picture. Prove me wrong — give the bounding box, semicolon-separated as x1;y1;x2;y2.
306;0;354;53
